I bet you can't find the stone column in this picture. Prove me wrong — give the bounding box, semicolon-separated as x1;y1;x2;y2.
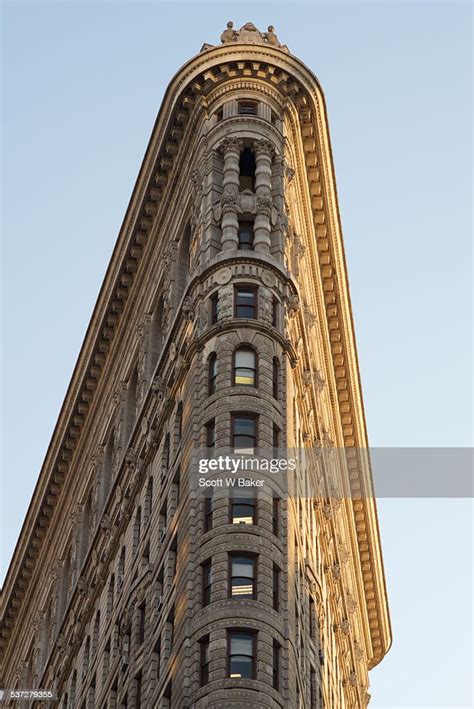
253;139;274;254
220;137;242;251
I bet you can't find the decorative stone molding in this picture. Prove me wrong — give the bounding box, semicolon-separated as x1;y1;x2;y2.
346;593;358;615
354;641;364;662
286;293;300;317
256;193;273;218
340;618;351;635
304;305;317;330
332;563;341;580
151;375;166;403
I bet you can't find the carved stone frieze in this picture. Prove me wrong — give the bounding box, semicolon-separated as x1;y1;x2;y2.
256;193;273;218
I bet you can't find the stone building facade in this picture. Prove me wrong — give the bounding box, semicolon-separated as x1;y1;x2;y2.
0;22;391;708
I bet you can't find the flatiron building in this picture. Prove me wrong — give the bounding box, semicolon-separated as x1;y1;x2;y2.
1;22;391;708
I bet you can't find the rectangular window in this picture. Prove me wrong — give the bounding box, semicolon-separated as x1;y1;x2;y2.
272;357;280;399
230;490;256;525
202;560;212;606
199;635;210;686
272;497;280;537
231;413;257;454
204;495;213;532
273;564;280;611
229;554;256;599
153;638;161;682
205;419;216;448
238;221;254;250
208;353;217;394
272;641;281;690
238;101;258;115
137;603;146;645
135;672;142;709
272;296;280;328
227;630;256;679
235;286;257;319
272;424;281;455
210;291;219;325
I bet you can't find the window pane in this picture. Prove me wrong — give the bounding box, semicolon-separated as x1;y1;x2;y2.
232;502;255;525
230;632;253;656
206;421;215;448
238;223;254;249
209;354;217;394
231;556;255;598
232;415;256;453
235;368;255;386
237;290;255;304
230;656;252;678
235;350;255;369
232;556;254;577
235;288;256;318
234;417;255;436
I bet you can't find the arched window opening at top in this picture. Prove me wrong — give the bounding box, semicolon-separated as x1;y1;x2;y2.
238;101;258;116
238;221;254;250
239;148;256;191
233;348;257;387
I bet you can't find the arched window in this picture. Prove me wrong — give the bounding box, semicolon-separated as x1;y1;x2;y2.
208;353;217;394
233;348;257;387
239;148;256;191
238;221;254;250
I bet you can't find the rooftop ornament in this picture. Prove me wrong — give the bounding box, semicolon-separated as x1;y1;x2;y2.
201;21;289;53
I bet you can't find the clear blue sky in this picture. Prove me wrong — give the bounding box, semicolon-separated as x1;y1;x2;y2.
1;2;472;706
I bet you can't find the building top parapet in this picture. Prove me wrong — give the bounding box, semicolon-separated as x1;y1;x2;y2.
200;21;290;54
